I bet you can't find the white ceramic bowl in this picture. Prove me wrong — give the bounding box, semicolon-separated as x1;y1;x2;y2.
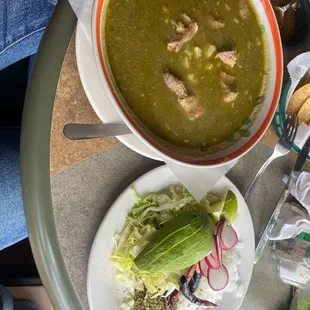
92;0;283;167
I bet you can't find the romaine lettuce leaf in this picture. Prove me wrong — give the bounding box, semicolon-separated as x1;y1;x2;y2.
111;186;212;298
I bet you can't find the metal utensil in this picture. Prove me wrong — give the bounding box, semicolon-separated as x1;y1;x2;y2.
274;0;300;27
255;134;310;263
63;123;132;140
244;114;298;202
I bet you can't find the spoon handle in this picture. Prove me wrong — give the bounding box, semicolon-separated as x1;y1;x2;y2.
63;123;132;140
282;0;299;11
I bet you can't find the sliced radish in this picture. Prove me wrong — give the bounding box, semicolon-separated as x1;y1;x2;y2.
219;237;230;250
207;265;229;291
199;258;209;278
210;240;218;260
216;221;224;235
205;254;220;269
214;235;222;266
220;222;238;250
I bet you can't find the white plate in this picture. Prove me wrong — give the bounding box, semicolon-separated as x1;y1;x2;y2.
75;23;162;161
87;165;255;310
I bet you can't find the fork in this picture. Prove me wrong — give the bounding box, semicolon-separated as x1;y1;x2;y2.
243;114;298;202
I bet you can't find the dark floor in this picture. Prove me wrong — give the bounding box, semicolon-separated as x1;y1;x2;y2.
0;57;29;127
0;239;40;286
0;57;40;285
0;239;35;265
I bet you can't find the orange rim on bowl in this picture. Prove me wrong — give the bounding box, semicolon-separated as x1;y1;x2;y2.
93;0;283;166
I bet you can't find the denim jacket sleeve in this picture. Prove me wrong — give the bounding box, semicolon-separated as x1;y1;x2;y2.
48;0;58;5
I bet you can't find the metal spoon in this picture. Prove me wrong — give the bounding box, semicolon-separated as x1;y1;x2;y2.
273;0;299;28
63;123;132;140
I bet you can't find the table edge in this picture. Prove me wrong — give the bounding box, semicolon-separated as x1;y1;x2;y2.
20;2;83;310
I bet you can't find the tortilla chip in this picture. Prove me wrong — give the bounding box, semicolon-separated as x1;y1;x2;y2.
287;84;310;115
297;97;310;125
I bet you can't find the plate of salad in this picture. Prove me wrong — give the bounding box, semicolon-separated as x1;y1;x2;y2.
87;165;255;310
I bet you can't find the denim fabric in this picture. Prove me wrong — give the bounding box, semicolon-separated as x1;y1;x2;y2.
0;129;26;251
0;0;56;71
0;0;56;250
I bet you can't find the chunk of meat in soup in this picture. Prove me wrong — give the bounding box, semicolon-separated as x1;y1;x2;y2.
178;96;205;121
167;17;198;52
163;72;205;120
220;72;239;102
206;14;225;29
163;72;188;98
215;50;237;68
239;0;250;20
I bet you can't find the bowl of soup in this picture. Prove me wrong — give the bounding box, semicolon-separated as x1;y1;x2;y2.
92;0;282;167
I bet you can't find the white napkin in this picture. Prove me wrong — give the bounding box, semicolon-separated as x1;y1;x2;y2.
289;172;310;214
294;123;310;151
286;52;310;107
269;203;310;240
165;159;237;201
285;52;310;149
67;0;93;42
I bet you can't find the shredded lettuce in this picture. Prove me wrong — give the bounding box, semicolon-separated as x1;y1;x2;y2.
111;185;213;301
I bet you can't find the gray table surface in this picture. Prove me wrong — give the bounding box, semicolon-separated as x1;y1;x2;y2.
51;142;295;310
19;1;310;309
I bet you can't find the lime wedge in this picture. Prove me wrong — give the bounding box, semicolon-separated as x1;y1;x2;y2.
222;190;238;224
208;190;227;223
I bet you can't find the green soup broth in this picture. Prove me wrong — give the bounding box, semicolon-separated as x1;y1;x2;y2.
103;0;267;149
